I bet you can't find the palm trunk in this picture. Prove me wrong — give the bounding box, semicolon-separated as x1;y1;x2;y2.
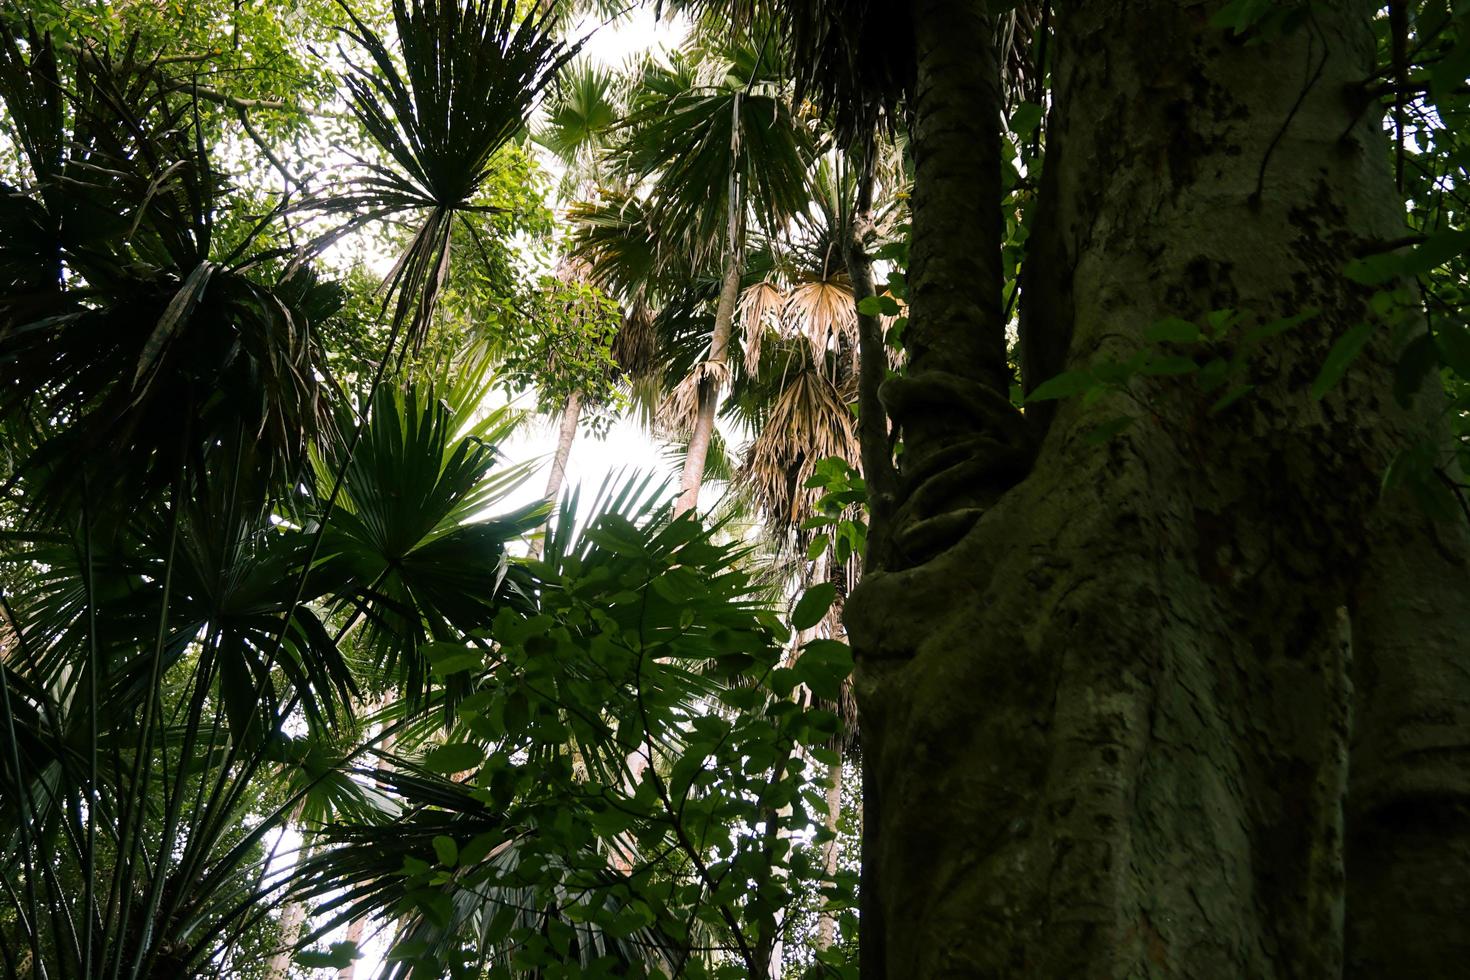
336;915;367;980
265;838;312;979
849;1;1464;976
529;390;582;559
815;757;845;952
674;246;742;517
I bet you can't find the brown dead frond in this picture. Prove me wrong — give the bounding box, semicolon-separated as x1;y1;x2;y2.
656;359;732;436
612;295;657;377
738;280;786;377
785;275;856;363
737;363;859;531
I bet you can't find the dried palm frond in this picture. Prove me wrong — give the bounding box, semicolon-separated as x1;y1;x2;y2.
785;275;857;362
737;363;858;532
738;280;785;376
612;294;658;378
656;359;732;436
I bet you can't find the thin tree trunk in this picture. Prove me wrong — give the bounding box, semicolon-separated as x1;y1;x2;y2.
848;1;1463;976
336;915;367;980
544;389;582;504
265;837;312;979
674;246;742;516
846;141;897;518
815;757;845;952
529;389;582;559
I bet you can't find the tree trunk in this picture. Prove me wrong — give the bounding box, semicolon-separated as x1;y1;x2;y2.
1344;454;1470;974
815;757;845;952
870;0;1028;574
674;246;743;517
846;143;897;511
265;843;312;979
848;2;1469;977
544;389;582;504
529;389;582;559
336;914;367;980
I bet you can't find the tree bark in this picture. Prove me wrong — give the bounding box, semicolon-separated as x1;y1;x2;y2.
544;389;582;505
1345;450;1470;974
529;389;582;559
674;246;742;517
815;757;845;952
872;0;1029;573
265;842;312;979
845;143;897;516
848;2;1467;977
336;914;367;980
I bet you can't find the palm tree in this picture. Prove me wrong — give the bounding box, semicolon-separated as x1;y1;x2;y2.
0;4;572;973
596;37;812;515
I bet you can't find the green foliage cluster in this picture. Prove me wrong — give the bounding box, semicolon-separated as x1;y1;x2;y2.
498;275;626;428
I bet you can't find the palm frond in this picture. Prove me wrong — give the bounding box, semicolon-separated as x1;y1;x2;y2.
320;0;576;344
737;355;858;533
311;380;542;713
784;275;856;363
738;280;784;376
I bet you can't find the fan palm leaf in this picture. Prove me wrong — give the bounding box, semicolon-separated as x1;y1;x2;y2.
311;380;543;712
784;274;857;363
320;0;576;345
0;27;337;513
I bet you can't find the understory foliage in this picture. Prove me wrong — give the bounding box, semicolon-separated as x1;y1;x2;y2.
0;3;855;978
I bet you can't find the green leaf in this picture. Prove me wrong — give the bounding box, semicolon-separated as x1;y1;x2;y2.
1209;385;1255;414
1243;310;1316;346
1210;0;1273;34
1344;255;1401;286
423;641;483;676
856;295;883;316
423;742;482;774
1139;354;1199;376
792;582;838;632
1395;333;1439;405
806;536;830;560
1311;323;1374;399
1026;370;1096;402
296;942;358;969
432;835;459;867
1434;319;1470;378
1084;416;1134;444
1010;101;1043;138
1144;316;1200;344
1401;229;1470;278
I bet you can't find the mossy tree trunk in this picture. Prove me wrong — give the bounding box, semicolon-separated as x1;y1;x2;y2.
848;2;1470;977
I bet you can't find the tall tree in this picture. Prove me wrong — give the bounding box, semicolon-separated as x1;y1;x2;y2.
839;2;1470;977
682;0;1470;975
607;40;812;514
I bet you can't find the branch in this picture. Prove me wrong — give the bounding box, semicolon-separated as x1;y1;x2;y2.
49;34;292;112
